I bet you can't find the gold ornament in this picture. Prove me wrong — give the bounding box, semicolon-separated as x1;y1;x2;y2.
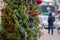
47;1;50;5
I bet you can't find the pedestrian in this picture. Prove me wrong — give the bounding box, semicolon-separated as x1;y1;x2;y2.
48;13;55;35
38;12;43;25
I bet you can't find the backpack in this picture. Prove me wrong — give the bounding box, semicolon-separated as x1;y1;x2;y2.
48;16;55;23
52;16;55;22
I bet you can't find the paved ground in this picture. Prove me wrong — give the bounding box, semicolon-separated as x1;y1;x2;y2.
38;29;60;40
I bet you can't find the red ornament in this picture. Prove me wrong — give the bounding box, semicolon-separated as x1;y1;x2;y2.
37;0;42;4
32;11;36;16
8;26;13;31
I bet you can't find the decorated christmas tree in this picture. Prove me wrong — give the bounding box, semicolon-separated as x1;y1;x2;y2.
1;0;42;40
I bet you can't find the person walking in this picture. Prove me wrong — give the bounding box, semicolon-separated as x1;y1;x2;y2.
48;13;55;35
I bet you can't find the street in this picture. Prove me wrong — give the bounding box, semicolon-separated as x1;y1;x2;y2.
38;29;60;40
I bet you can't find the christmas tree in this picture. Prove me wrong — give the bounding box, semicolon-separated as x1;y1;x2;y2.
1;0;41;40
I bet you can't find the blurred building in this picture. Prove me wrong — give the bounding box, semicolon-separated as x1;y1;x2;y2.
40;0;55;15
56;0;60;10
40;0;54;6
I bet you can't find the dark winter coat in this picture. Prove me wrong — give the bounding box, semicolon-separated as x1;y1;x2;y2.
48;13;55;24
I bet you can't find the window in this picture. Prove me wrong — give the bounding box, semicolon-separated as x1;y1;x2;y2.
40;5;54;13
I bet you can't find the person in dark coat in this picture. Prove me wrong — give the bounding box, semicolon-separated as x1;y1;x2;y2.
48;13;55;35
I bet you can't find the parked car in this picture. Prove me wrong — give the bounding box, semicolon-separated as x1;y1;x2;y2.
54;21;60;33
39;15;60;29
38;15;48;28
41;16;48;28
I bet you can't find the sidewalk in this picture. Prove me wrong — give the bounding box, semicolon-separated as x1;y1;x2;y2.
38;29;60;40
